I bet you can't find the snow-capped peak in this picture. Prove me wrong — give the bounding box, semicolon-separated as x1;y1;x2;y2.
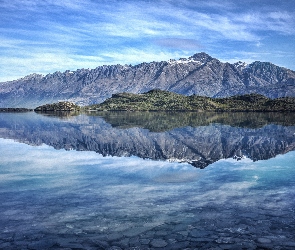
168;57;203;65
234;61;248;70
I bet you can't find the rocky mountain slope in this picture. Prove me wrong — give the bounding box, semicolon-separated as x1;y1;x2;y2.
1;52;295;108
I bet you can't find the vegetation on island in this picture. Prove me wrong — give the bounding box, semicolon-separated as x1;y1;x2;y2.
0;108;33;112
34;101;80;112
18;89;294;113
85;89;295;112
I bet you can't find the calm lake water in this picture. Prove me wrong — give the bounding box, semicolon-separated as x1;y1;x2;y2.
0;111;295;249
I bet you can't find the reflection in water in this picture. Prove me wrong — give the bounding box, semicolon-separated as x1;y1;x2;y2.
95;111;295;131
0;138;294;249
34;110;81;119
0;111;295;168
0;112;295;249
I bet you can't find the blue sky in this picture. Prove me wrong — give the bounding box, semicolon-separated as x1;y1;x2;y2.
0;0;295;82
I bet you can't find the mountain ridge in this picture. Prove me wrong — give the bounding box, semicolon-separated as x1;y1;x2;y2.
1;52;295;108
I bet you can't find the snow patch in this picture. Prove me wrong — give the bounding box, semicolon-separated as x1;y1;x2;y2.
168;58;203;65
234;61;249;71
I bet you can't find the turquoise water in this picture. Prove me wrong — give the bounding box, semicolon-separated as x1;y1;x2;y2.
0;112;295;249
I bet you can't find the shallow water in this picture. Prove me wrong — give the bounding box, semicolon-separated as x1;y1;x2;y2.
0;112;295;249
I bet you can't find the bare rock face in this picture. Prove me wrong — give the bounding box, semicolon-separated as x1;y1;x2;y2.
1;52;295;108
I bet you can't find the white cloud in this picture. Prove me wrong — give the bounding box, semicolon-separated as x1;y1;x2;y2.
0;0;295;81
0;49;108;82
217;49;295;67
0;0;93;13
155;38;202;49
99;48;189;65
234;11;295;35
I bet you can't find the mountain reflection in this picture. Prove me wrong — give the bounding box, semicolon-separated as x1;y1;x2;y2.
1;111;295;168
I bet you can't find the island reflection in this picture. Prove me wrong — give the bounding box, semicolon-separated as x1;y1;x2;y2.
1;111;295;168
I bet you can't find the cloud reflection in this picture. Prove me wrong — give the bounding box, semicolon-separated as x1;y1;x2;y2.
0;137;295;248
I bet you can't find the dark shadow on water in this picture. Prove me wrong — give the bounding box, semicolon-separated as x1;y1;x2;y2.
91;111;295;131
34;110;81;118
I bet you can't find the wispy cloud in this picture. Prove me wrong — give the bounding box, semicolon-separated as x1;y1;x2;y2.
99;48;187;65
0;0;294;81
155;38;202;49
233;11;295;35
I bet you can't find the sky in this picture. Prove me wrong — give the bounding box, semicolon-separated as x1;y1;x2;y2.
0;0;295;82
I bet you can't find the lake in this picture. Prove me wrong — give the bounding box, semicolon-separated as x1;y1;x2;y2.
0;111;295;249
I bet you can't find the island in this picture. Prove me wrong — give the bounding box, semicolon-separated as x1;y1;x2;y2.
31;90;295;112
85;89;295;112
0;108;33;112
34;101;80;112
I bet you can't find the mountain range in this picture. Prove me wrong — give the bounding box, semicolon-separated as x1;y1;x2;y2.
1;52;295;108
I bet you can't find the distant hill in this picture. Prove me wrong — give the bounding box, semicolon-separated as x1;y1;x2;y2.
86;89;295;112
1;52;295;108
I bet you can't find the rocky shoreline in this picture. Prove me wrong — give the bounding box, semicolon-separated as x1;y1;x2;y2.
1;207;294;249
